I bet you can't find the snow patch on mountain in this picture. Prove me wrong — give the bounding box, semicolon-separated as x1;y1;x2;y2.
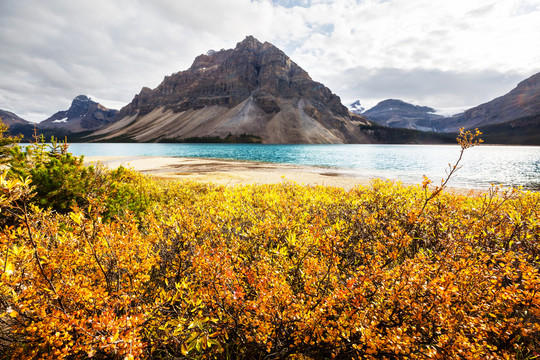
347;100;365;114
431;106;470;117
53;117;68;123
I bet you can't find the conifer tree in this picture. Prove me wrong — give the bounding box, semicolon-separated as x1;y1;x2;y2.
0;118;21;164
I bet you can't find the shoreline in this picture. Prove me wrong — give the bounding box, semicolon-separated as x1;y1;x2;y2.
84;155;374;189
84;155;486;195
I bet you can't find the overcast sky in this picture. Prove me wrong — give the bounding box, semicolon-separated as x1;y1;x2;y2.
1;0;539;122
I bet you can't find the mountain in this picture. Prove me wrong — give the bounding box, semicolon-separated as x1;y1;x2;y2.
0;109;35;140
91;36;372;144
362;99;445;131
39;95;118;133
0;109;30;127
436;72;540;133
348;100;365;114
462;113;540;145
360;71;540;144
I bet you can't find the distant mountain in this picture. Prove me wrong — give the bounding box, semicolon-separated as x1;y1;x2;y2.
348;100;365;114
40;95;118;133
0;109;30;126
91;36;373;144
362;99;445;131
358;71;540;144
436;71;540;133
0;109;34;140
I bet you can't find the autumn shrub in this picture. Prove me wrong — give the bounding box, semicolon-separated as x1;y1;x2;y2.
1;178;539;359
0;129;539;359
0;205;159;359
138;181;539;359
0;172;32;228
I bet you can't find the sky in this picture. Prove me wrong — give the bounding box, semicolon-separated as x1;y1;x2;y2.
1;0;539;122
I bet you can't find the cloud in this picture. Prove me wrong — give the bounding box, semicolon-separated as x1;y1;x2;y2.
289;0;540;74
321;67;527;110
0;0;539;122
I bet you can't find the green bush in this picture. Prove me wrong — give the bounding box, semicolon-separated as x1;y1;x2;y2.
100;165;158;220
0;118;21;165
8;136;95;213
3;126;160;219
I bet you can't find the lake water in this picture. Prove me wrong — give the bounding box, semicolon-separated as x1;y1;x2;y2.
65;143;540;190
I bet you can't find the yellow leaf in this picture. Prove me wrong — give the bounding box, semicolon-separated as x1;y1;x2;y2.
4;261;14;276
181;343;188;356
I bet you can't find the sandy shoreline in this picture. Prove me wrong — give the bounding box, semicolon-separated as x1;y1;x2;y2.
84;155;483;194
84;155;375;189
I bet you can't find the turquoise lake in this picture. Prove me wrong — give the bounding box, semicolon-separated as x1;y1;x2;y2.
65;143;540;190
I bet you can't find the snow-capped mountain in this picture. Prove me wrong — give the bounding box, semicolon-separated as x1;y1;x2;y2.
348;100;365;114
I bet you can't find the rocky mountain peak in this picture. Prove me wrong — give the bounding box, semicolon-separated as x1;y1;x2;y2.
40;95;118;131
98;36;369;143
349;100;365;114
66;95;93;119
117;35;347;120
0;109;30;126
189;36;265;72
73;95;91;102
190;49;233;71
236;35;263;51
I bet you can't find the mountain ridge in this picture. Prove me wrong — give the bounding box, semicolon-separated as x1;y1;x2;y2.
358;70;540;142
91;36;372;144
437;72;540;132
0;109;30;127
3;38;539;145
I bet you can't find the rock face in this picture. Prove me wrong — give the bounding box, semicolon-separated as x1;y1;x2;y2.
437;71;540;132
40;95;118;133
363;99;444;131
0;109;30;127
95;36;371;143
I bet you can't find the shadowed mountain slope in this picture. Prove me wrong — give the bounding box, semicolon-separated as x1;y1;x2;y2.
435;72;540;133
0;109;30;127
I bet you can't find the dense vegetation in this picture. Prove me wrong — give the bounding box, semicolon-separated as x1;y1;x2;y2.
0;120;539;359
476;114;540;146
358;123;456;144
